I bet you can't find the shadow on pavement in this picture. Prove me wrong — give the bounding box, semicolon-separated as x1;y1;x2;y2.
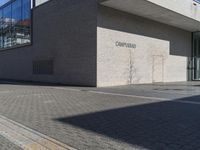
55;95;200;150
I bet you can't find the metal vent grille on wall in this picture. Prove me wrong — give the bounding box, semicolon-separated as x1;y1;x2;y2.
33;60;54;75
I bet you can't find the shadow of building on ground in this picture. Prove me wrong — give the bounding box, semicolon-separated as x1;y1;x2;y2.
55;95;200;150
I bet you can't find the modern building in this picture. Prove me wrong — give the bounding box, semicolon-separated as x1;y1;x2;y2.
0;0;199;87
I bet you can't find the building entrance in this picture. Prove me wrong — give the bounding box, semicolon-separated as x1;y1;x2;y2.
193;32;200;80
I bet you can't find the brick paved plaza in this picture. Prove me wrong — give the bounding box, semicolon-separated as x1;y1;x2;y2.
0;81;200;150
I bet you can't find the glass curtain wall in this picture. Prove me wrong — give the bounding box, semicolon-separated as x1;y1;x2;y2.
192;32;200;80
0;0;31;49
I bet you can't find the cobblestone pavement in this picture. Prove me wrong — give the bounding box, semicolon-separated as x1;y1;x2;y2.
0;135;22;150
0;81;200;150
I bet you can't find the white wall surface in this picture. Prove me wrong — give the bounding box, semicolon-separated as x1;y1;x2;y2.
101;0;200;31
97;6;190;87
147;0;200;22
35;0;49;6
97;27;187;87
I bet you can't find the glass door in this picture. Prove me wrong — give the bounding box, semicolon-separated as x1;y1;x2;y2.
193;32;200;80
194;57;200;80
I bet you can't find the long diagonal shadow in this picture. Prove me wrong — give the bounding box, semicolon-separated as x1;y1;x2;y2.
54;95;200;150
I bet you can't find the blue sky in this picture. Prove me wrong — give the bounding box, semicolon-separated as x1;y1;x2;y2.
0;0;10;6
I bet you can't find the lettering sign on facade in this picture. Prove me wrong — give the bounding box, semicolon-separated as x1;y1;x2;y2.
115;41;136;49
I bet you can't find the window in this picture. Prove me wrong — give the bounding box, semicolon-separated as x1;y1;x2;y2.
194;0;200;4
0;0;10;7
0;0;31;49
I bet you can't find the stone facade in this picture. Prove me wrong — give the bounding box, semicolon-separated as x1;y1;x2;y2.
0;0;97;86
97;6;191;87
147;0;200;21
0;0;194;87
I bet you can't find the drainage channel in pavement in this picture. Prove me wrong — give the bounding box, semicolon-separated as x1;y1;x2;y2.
0;115;76;150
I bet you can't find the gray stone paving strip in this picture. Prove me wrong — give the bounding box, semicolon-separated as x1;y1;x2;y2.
51;87;200;105
87;90;170;101
3;85;198;106
87;91;200;105
51;87;170;101
0;115;77;150
0;135;22;150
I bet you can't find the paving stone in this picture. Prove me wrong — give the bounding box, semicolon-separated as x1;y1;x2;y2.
0;82;199;149
0;135;22;150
